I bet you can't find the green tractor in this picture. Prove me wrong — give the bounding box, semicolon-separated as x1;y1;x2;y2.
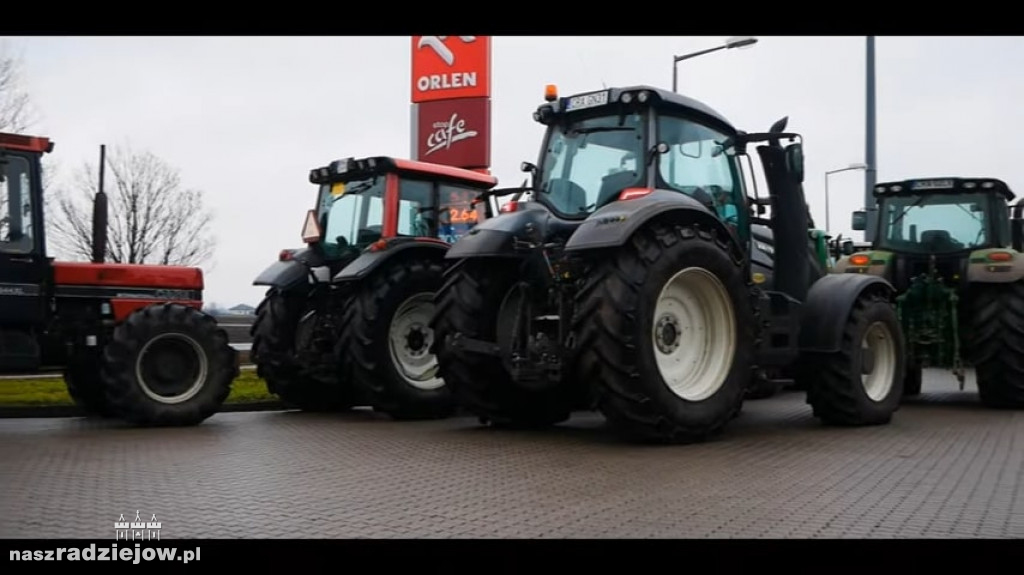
836;177;1024;406
430;84;907;444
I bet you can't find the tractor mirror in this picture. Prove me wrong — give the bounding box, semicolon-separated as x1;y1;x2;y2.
520;161;537;174
784;143;804;183
841;239;856;256
851;210;867;231
1012;219;1023;252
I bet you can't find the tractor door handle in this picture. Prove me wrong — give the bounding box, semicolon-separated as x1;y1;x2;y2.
9;257;32;263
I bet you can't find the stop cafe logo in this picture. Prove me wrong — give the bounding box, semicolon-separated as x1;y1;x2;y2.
412;97;491;170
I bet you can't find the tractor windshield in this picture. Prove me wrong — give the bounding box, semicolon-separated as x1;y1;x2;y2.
316;176;385;259
0;153;35;255
536;112;645;216
877;192;998;254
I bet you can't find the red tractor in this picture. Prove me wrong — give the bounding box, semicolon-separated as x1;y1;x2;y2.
0;132;238;426
250;156;500;420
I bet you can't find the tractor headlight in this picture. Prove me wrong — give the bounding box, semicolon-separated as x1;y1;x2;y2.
637;90;650;102
963;181;977;188
621;92;633;104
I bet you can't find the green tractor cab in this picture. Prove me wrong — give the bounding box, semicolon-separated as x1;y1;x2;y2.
836;177;1024;406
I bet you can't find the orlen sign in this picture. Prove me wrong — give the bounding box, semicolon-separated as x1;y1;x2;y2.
412;97;490;169
411;36;491;103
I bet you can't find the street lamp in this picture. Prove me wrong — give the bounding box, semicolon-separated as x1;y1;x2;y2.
672;36;758;92
825;162;869;232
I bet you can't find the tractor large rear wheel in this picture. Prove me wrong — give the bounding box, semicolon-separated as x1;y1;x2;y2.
338;257;453;420
801;291;905;425
964;281;1024;408
573;221;755;444
251;288;354;412
102;303;238;427
430;259;577;428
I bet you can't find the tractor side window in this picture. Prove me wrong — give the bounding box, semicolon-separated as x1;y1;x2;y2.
318;177;385;258
438;184;484;243
0;155;34;255
397;178;436;238
656;115;743;228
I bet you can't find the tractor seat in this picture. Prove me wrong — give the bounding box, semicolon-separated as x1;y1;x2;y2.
547;178;589;214
595;170;640;209
919;229;958;250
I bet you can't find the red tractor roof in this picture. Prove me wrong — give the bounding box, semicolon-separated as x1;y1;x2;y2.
53;262;204;290
0;132;55;154
309;156;497;189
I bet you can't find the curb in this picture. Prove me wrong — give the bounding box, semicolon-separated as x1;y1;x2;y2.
0;401;288;419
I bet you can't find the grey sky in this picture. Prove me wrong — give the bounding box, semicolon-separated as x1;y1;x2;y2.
7;35;1023;308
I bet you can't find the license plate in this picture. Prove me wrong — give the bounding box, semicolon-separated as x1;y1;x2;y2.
565;90;609;111
911;179;953;190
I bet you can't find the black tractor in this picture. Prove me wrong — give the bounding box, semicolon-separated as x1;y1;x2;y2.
430;84;907;444
250;156;498;420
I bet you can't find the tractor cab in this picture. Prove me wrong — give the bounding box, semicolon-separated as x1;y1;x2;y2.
0;133;52;337
843;177;1021;291
511;84;753;244
300;156;497;272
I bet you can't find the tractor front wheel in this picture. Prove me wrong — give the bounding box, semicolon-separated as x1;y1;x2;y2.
338;257;454;420
573;220;755;444
101;303;238;426
802;292;905;425
965;281;1024;408
64;360;117;418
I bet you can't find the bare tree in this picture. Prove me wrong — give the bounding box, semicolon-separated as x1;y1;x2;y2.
47;143;217;267
0;41;37;133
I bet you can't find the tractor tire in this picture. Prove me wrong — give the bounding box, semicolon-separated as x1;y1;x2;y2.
964;281;1024;408
251;288;353;412
801;292;905;425
430;259;576;428
338;257;454;420
64;361;117;418
101;303;238;427
572;220;755;444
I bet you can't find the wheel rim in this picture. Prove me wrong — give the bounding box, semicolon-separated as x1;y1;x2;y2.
652;267;736;402
135;333;209;404
388;293;444;391
861;321;896;401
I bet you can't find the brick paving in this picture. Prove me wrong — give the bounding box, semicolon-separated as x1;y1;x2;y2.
0;370;1022;539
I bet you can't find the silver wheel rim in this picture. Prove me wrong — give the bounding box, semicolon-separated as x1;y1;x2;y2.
388;293;444;391
652;267;737;402
861;321;896;401
135;333;209;404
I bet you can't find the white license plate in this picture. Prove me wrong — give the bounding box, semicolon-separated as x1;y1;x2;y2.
565;91;609;111
911;179;953;190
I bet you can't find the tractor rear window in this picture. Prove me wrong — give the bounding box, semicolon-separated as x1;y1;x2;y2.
878;192;993;254
0;154;34;255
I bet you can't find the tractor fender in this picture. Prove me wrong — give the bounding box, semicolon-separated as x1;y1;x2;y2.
445;201;557;260
563;189;740;256
252;247;328;290
333;238;449;283
798;272;896;354
966;249;1024;284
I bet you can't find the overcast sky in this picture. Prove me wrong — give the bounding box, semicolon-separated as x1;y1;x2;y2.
7;35;1023;308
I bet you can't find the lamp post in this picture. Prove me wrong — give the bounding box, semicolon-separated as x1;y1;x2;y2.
672;36;758;92
825;163;868;232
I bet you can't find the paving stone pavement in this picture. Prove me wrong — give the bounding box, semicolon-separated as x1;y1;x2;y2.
1;370;1022;539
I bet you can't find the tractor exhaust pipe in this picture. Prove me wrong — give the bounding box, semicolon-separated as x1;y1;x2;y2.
91;144;108;264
